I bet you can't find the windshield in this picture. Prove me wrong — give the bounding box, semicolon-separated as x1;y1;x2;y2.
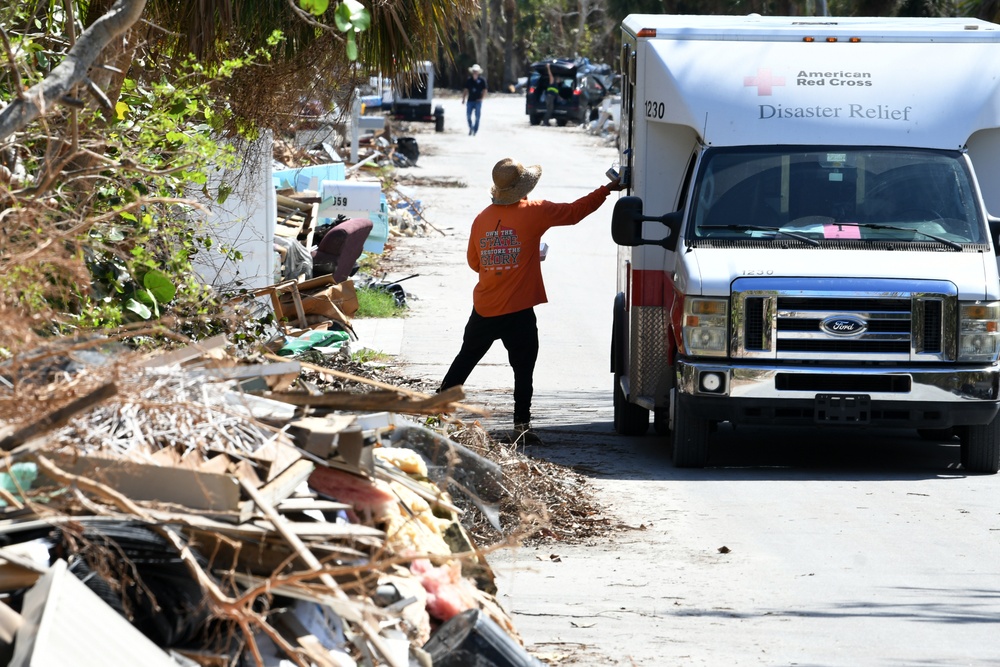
690;147;986;245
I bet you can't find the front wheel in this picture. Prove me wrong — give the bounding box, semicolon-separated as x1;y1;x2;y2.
614;371;649;435
959;414;1000;474
671;399;709;468
529;114;542;126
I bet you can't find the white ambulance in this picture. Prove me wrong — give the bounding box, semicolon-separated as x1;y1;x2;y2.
610;15;1000;472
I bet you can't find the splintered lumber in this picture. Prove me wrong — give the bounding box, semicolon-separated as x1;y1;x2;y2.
239;458;315;523
0;382;117;451
139;334;228;368
269;385;467;415
238;478;405;667
263;353;489;416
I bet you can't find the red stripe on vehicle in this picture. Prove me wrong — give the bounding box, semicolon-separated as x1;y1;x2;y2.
631;269;674;308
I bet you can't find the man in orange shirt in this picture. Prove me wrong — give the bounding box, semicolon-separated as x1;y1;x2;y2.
440;157;624;439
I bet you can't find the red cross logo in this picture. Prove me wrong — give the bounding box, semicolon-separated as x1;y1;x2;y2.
744;68;786;96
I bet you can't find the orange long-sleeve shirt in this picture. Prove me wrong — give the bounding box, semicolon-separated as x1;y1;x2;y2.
467;185;612;317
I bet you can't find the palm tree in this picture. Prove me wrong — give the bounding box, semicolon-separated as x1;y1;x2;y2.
0;0;478;140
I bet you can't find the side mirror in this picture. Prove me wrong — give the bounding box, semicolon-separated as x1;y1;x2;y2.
989;216;1000;255
611;196;645;246
611;196;682;251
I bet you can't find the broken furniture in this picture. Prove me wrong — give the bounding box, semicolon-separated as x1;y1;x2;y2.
312;217;374;283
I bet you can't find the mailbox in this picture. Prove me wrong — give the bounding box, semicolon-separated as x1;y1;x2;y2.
316;180;382;219
314;180;389;254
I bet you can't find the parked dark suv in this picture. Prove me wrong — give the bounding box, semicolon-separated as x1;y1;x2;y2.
525;58;613;126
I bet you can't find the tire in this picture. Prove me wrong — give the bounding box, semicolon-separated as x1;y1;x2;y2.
614;370;649;435
653;407;670;435
959;414;1000;474
556;118;568;127
529;114;541;126
671;399;710;468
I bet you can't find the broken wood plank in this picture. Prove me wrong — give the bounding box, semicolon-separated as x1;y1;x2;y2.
238;477;405;667
268;385;474;415
0;382;117;451
139;334;228;368
46;454;242;514
190;361;301;381
277;193;318;212
239;458;315;523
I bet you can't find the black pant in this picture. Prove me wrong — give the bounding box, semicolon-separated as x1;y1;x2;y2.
440;307;538;424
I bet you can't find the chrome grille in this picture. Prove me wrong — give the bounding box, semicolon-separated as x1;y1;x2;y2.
732;278;957;362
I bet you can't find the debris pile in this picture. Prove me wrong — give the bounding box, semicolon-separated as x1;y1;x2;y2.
0;339;545;666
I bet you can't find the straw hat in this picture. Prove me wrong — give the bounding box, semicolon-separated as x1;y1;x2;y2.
491;158;542;205
469;64;483;74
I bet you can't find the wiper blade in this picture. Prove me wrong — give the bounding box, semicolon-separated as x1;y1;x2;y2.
710;224;821;247
834;222;964;251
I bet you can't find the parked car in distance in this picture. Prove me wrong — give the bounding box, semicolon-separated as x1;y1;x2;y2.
525;58;614;126
391;61;444;131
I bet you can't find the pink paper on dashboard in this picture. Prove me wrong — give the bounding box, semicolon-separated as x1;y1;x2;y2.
823;223;861;239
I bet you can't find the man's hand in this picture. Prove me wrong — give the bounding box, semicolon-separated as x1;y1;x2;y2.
606;175;625;191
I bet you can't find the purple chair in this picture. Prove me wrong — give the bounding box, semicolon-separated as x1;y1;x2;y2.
311;217;373;283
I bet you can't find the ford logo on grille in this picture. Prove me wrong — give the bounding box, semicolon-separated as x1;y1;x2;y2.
821;315;868;336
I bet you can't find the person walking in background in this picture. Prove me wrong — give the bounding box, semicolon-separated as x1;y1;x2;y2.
439;158;624;441
542;62;560;126
462;64;488;136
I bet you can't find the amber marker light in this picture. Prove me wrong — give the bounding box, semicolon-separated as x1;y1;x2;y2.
691;300;726;315
637;28;656;37
966;305;990;318
826;36;838;42
803;36;815;42
850;37;862;42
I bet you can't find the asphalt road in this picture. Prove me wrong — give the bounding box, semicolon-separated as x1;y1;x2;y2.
386;94;1000;666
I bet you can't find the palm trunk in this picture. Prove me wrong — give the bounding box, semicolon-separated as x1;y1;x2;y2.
502;0;517;90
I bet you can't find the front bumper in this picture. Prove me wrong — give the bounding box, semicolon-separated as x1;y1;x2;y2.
676;359;1000;428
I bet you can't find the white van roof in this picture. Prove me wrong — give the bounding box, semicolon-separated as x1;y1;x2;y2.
624;15;1000;148
623;15;1000;40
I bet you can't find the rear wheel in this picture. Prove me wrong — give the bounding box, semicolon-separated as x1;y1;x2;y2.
671;399;709;468
529;114;542;126
556;118;568;127
959;414;1000;474
614;371;649;435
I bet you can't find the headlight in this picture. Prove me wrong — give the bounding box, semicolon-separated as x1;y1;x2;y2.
958;302;1000;362
681;297;728;357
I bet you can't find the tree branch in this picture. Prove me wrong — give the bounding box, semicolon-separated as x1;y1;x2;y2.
0;26;25;102
0;0;147;142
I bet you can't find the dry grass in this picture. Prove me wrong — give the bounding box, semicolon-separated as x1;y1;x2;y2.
446;423;617;547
